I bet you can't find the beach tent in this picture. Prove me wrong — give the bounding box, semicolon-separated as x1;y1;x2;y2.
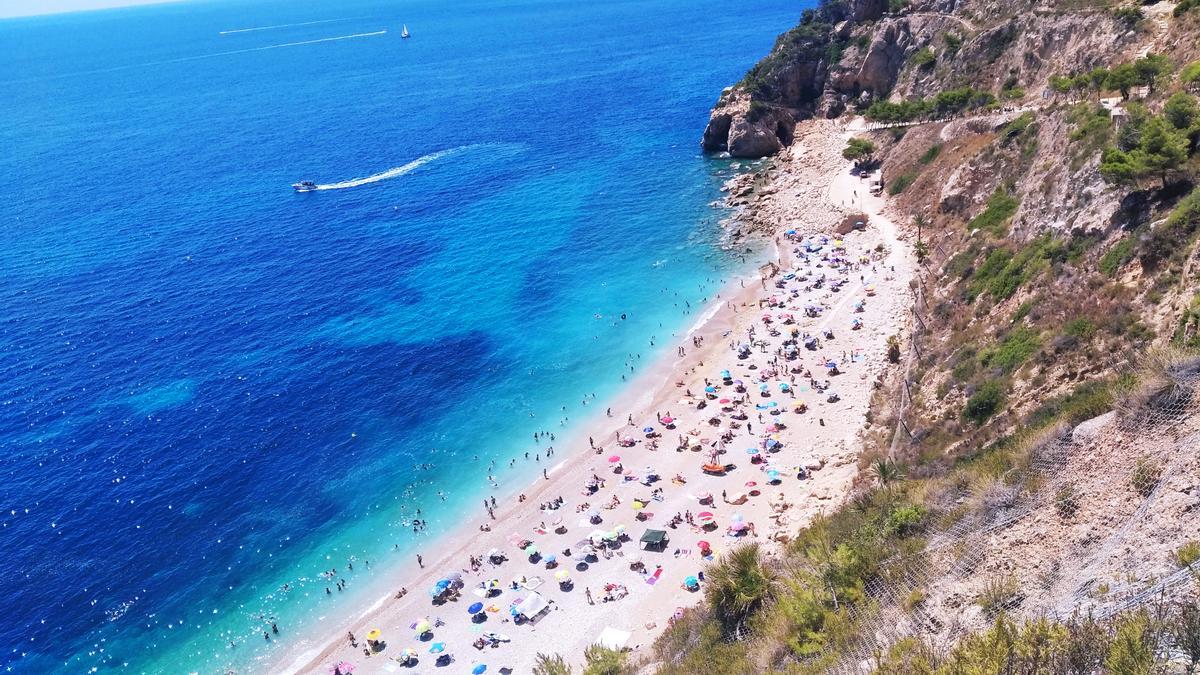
596;626;632;651
639;529;669;551
515;592;551;622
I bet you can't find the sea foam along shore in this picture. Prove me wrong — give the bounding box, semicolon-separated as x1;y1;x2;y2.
280;116;915;675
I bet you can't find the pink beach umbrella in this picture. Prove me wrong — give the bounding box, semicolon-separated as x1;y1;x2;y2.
608;455;621;463
331;661;356;674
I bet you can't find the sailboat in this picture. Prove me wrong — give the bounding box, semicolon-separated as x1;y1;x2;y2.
401;24;411;38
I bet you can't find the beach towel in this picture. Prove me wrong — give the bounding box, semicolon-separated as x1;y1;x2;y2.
646;568;663;585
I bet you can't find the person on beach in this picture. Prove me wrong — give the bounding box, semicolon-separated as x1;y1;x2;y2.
417;554;423;568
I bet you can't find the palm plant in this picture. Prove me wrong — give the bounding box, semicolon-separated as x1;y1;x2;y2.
705;543;777;633
870;458;906;487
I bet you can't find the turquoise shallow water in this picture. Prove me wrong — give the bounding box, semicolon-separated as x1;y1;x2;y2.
0;0;800;671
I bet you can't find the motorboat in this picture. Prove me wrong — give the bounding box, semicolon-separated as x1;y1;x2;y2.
292;180;318;192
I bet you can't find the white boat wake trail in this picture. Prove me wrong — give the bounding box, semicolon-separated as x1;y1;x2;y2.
219;18;357;36
314;144;511;190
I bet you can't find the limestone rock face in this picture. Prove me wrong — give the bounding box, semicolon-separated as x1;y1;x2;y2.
702;91;796;158
727;116;783;158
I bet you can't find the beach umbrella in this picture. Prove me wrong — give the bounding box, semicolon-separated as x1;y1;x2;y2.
472;666;488;675
720;370;731;379
413;619;432;635
445;571;463;582
631;501;645;511
730;520;747;532
696;512;715;524
555;570;570;582
604;530;618;541
366;628;382;641
614;524;627;535
468;602;484;614
767;469;781;482
759;383;769;392
429;642;446;654
661;416;674;425
524;543;538;556
402;647;418;659
587;508;600;519
745;481;757;488
745;447;759;455
684;575;699;586
704;385;717;393
331;660;356;674
607;455;621;463
544;553;557;564
697;540;711;551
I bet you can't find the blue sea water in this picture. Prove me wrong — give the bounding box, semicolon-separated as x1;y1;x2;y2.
0;0;800;671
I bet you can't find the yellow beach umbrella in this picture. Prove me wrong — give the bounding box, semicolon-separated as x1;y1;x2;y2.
413;620;432;635
631;501;645;511
367;628;382;641
555;570;570;582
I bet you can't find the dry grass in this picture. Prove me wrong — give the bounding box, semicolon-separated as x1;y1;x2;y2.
1114;348;1200;425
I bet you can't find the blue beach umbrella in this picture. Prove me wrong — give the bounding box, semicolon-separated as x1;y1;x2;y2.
704;385;716;393
759;383;768;392
468;601;484;614
720;370;731;379
745;448;759;455
643;426;654;433
684;575;699;586
429;642;446;654
472;665;487;674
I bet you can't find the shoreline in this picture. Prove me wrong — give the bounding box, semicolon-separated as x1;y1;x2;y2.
280;117;915;674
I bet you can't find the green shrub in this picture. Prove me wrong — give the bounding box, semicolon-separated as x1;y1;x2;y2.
582;644;625;675
1055;484;1080;518
1141;188;1200;269
943;32;962;57
1130;456;1162;497
888;171;917;195
909;47;935;69
1027;378;1122;428
918;144;942;165
1113;5;1144;27
1001;86;1026;101
1176;541;1200;568
969;189;1019;236
1182;61;1200;91
884;504;926;536
965;380;1006;424
1064;318;1097;340
977;576;1022;618
979;327;1042;372
533;653;573;675
1175;0;1199;17
1099;236;1137;276
1105;612;1155;675
843;137;877;162
1000;112;1035;145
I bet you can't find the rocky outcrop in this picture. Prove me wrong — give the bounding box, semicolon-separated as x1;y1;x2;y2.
702;91;796;157
700;0;897;158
